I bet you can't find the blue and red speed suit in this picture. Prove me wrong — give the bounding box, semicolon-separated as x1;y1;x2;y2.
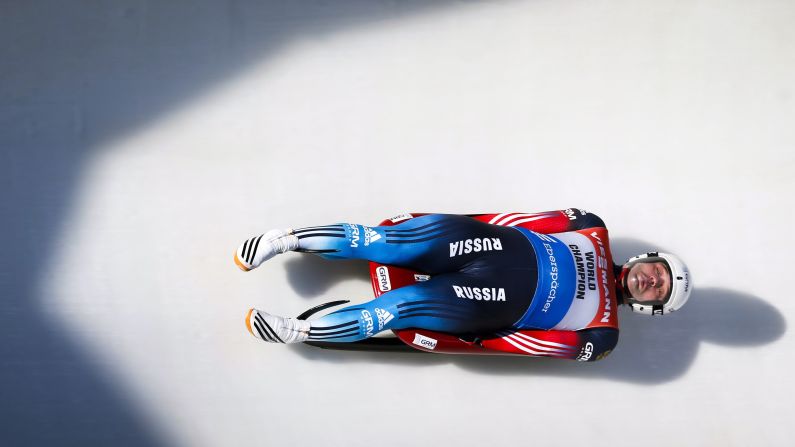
297;209;620;361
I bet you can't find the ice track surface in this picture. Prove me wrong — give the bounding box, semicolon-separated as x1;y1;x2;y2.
2;1;793;446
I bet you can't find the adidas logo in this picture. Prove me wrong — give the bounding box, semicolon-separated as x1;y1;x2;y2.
364;226;382;246
375;308;394;330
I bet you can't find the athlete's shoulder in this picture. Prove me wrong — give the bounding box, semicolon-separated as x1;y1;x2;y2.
460;210;607;234
574;326;619;362
563;208;606;230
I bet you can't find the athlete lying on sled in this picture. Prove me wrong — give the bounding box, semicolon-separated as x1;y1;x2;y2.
233;210;692;361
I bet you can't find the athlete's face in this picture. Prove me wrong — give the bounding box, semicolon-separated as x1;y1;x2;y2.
625;261;671;303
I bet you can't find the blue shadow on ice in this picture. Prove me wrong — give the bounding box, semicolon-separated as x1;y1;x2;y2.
1;1;469;445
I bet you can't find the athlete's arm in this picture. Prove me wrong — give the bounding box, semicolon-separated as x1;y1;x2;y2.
482;327;618;362
469;208;606;234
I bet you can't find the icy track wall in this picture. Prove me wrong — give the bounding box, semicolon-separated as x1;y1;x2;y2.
2;1;792;446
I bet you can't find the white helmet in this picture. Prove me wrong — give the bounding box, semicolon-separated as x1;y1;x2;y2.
623;252;692;315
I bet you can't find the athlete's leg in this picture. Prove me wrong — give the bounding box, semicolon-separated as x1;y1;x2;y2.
234;214;533;274
305;273;530;343
235;216;466;272
295;214;527;274
295;215;465;267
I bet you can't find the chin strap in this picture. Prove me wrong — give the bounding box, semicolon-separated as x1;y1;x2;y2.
615;265;631;303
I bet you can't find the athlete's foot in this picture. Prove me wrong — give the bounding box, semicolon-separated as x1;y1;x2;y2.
234;229;299;271
245;308;309;344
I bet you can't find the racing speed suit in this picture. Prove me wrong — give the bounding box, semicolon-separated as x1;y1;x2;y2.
293;209;620;361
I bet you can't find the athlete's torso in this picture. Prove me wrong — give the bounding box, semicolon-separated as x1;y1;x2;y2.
369;211;620;333
512;226;618;331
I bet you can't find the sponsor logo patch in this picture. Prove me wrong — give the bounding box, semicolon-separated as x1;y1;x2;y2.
449;238;502;257
683;271;690;292
540;242;559;313
569;244;597;300
577;342;594;361
590;231;612;323
347;224;360;248
414;274;431;282
376;266;391;291
452;285;506;301
361;310;374;337
363;226;381;246
412;333;438;350
389;213;413;223
565;208;589;220
565;208;578;220
375;308;394;330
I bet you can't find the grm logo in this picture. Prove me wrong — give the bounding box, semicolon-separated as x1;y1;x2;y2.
412;333;438;350
376;266;391;291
